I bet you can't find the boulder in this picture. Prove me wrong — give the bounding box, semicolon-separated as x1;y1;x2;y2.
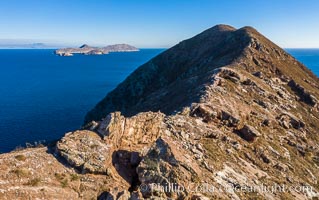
253;71;263;78
219;69;241;83
137;137;199;199
191;104;240;126
277;112;305;130
220;110;240;127
56;130;111;174
237;125;261;142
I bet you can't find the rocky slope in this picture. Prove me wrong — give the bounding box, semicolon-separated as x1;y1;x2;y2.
1;25;319;199
55;44;139;56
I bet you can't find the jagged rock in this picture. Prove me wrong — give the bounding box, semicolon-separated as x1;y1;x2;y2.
262;119;270;126
97;112;125;139
220;110;240;127
242;78;255;86
253;71;263;78
219;69;241;83
260;152;272;164
237;125;261;142
296;144;306;156
253;99;269;109
288;80;317;106
137;137;199;199
191;104;240;126
274;162;289;172
86;120;99;131
56;130;111;174
277;112;305;130
232;142;242;150
190;104;218;123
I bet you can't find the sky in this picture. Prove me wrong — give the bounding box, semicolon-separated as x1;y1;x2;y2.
0;0;319;48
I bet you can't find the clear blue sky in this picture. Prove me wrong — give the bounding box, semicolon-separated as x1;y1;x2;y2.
0;0;319;48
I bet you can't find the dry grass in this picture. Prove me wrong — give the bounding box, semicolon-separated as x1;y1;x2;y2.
70;173;79;181
26;178;41;186
11;168;30;178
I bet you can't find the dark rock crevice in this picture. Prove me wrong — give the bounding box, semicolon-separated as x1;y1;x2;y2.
112;150;142;191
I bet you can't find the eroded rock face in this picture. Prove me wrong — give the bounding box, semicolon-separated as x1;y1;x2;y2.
57;112;165;175
137;137;199;199
56;130;111;174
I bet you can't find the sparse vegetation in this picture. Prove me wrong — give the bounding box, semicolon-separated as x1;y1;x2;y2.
26;178;41;186
54;173;66;181
70;173;79;181
14;154;26;161
90;144;99;149
55;173;70;188
60;179;68;188
11;168;30;177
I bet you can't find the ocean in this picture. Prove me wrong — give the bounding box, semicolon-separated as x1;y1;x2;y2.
0;48;318;153
0;49;164;152
286;49;319;76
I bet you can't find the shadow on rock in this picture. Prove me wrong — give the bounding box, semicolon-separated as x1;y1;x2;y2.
112;150;142;192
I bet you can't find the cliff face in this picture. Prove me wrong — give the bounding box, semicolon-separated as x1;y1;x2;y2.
1;25;319;200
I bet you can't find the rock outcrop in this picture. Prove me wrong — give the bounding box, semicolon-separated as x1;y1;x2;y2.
55;44;139;56
1;24;319;199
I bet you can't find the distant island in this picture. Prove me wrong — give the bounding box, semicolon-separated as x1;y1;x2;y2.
55;44;139;56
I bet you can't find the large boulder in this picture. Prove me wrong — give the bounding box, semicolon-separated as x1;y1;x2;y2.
237;125;261;142
56;130;111;174
137;137;201;199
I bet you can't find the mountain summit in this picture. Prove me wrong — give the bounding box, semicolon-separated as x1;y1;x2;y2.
85;24;319;123
1;25;319;199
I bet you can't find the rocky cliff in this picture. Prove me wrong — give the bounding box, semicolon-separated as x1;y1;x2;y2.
1;25;319;200
55;44;139;56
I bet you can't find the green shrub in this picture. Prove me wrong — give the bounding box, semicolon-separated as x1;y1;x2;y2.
14;154;26;161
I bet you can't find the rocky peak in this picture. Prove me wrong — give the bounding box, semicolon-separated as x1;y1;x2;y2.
84;24;318;124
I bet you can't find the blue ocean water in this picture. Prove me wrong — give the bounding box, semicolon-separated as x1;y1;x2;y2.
0;49;164;152
0;49;318;153
286;49;319;76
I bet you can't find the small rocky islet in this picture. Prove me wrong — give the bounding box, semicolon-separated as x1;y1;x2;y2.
1;25;319;199
55;43;139;56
